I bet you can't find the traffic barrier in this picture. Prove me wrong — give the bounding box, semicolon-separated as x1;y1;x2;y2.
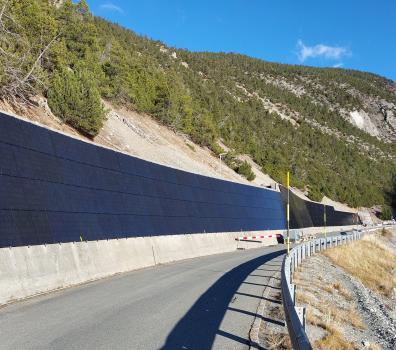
281;225;394;349
236;233;283;241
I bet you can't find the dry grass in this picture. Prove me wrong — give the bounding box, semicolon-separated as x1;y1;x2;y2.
293;241;393;348
323;284;334;294
322;282;351;299
294;272;330;295
366;344;381;350
292;236;395;349
322;238;396;296
314;323;358;350
296;290;317;305
264;331;292;350
347;308;366;329
297;290;366;330
381;228;392;238
332;282;352;300
317;304;365;330
307;309;359;349
268;304;283;320
305;305;321;325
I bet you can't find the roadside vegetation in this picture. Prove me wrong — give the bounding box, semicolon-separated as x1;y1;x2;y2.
323;232;396;296
0;0;395;201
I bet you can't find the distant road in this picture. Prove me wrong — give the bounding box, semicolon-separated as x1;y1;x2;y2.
0;245;285;350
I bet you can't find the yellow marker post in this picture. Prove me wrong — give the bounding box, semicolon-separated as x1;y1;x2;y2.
324;205;327;240
287;171;290;255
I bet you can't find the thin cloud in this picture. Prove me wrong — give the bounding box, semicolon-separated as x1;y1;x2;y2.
333;62;344;68
100;2;124;14
297;40;350;62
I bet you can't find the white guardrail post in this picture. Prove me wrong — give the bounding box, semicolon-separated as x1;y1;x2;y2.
280;225;381;350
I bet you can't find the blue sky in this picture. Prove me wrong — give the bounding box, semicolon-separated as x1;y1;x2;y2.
87;0;396;82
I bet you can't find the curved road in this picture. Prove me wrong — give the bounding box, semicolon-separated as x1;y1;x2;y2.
0;245;285;350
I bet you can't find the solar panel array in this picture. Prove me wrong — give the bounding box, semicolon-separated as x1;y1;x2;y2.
279;186;359;229
0;112;287;248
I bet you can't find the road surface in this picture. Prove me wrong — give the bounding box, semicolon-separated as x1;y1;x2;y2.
0;245;285;350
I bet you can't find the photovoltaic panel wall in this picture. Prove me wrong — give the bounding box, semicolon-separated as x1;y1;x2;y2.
279;186;359;229
0;112;287;248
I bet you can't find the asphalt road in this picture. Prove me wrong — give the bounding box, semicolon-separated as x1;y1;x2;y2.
0;245;285;350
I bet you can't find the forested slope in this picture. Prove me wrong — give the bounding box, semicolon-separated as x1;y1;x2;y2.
0;0;395;209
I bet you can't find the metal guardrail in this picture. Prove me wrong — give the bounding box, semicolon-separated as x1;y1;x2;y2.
280;226;381;350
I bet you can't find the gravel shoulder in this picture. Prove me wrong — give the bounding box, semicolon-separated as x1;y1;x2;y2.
294;251;396;349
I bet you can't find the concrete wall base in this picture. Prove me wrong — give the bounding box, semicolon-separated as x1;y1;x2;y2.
297;225;357;237
0;226;356;306
0;231;281;306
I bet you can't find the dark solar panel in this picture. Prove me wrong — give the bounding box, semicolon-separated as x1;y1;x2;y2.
0;112;357;248
279;186;356;229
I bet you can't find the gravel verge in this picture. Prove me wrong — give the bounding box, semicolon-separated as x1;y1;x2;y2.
295;253;396;349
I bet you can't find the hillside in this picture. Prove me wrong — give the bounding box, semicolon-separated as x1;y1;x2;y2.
0;0;395;209
0;97;271;187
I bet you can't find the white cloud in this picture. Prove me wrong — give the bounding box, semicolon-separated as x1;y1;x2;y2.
100;2;124;14
333;62;344;68
297;40;350;62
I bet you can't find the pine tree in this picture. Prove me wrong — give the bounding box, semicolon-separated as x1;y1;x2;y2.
48;68;105;137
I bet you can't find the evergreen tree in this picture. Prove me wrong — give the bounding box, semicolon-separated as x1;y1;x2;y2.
48;68;105;137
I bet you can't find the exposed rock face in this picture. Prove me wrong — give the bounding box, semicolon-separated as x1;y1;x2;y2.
351;98;396;142
50;0;65;9
349;110;380;137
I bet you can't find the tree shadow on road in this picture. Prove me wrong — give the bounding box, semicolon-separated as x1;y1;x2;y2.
160;250;285;350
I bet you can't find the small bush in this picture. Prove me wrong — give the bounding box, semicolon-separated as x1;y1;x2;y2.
381;228;392;238
223;152;239;170
308;186;323;202
211;142;225;156
223;153;256;181
236;160;256;181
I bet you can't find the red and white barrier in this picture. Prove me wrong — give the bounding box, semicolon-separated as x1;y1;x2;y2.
236;233;283;241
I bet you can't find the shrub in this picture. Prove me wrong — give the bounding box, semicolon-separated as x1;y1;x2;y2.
379;205;393;220
308;186;323;202
48;68;105;137
236;161;256;181
222;154;255;181
211;142;225;156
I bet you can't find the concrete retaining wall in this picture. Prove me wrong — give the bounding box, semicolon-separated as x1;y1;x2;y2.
0;230;283;305
0;226;355;306
295;225;357;237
